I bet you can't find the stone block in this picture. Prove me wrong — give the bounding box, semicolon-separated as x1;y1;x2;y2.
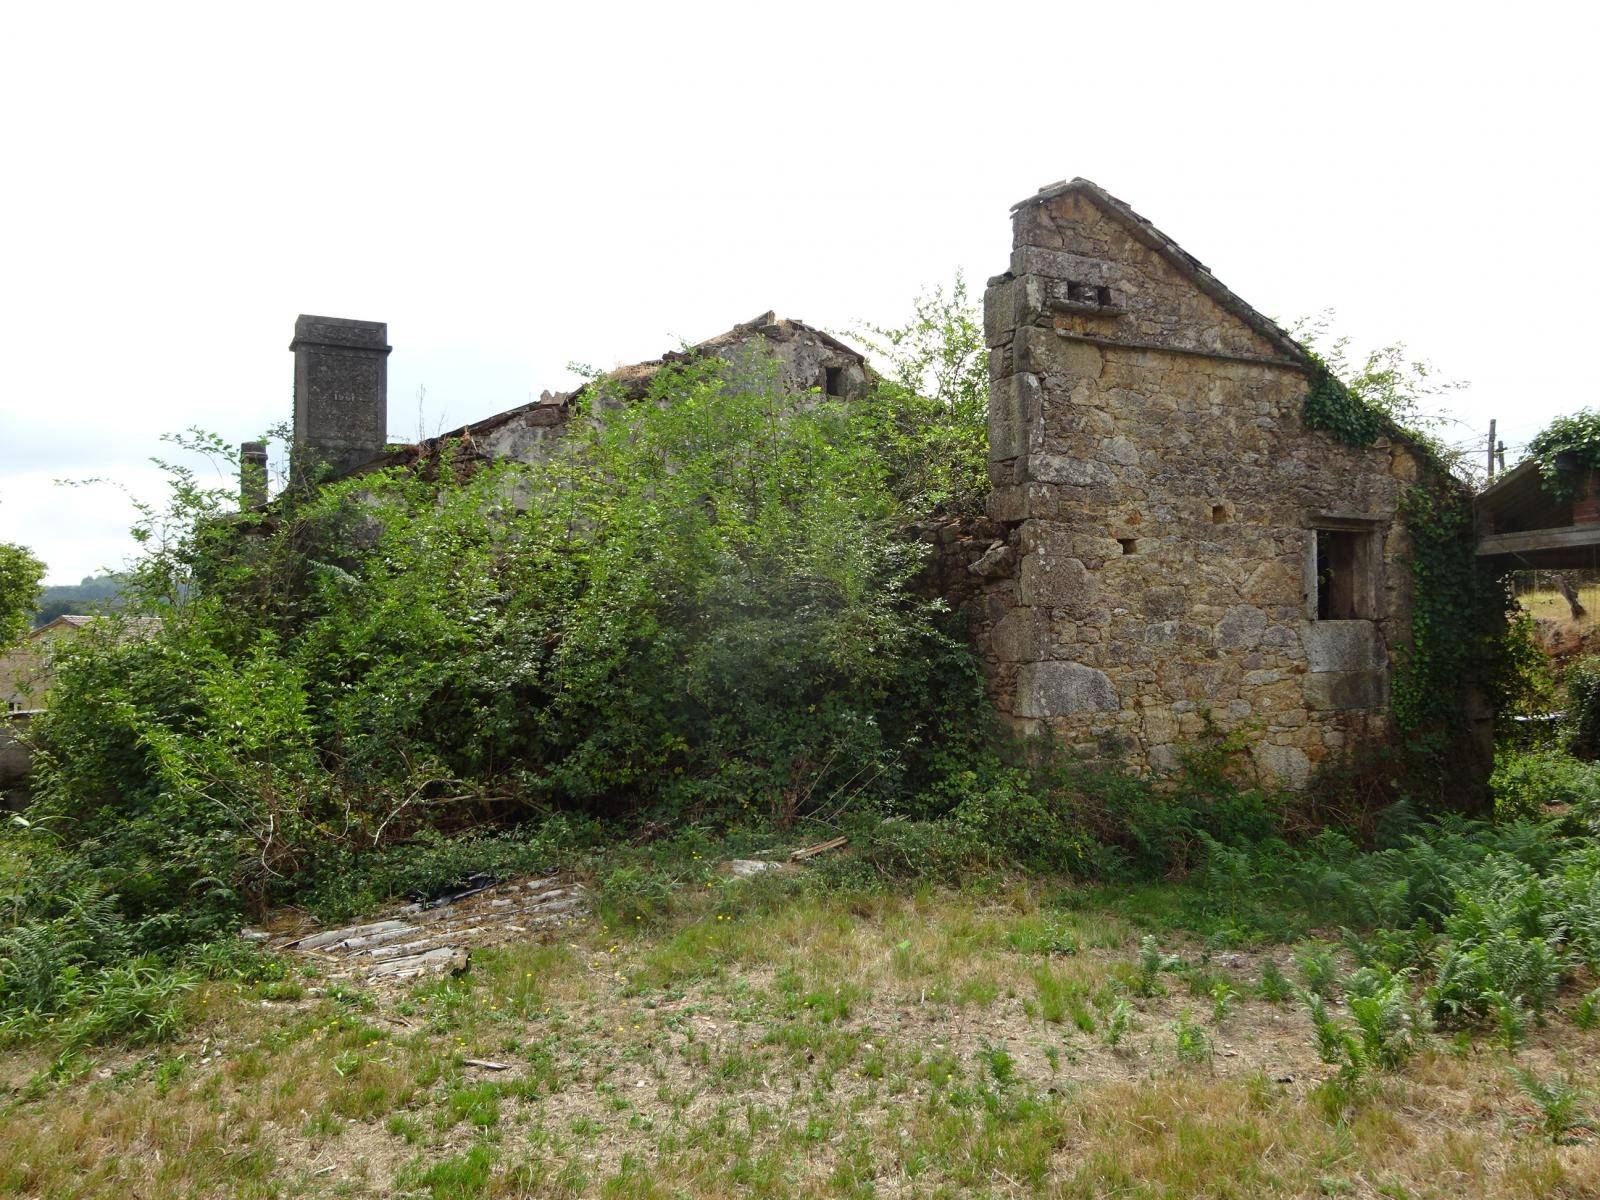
1018;554;1096;610
990;608;1049;662
988;373;1042;462
1015;661;1120;718
987;482;1055;523
983;274;1046;346
1016;521;1120;561
1304;670;1387;711
1010;245;1107;284
1302;620;1385;672
1148;743;1184;773
1142;705;1178;745
1145;587;1190;620
1216;604;1268;650
1240;560;1297;604
1253;743;1312;789
1028;454;1115;486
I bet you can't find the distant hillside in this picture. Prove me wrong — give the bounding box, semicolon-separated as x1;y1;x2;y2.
33;575;123;627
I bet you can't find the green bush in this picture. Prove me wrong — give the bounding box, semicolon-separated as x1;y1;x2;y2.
1490;749;1600;822
1564;658;1600;760
22;353;977;960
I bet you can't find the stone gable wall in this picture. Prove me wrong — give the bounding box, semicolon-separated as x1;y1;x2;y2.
974;188;1430;788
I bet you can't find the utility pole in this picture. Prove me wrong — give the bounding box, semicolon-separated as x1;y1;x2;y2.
1487;419;1497;482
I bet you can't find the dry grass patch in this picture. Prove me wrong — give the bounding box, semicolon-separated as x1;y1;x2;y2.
4;886;1600;1197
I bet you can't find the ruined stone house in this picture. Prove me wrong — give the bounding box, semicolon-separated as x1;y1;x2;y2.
967;178;1456;789
260;178;1465;791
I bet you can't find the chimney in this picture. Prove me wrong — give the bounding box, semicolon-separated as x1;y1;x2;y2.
239;441;269;507
289;315;391;484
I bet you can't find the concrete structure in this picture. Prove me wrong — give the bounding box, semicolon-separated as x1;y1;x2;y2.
0;712;35;810
3;616;85;806
255;311;869;499
968;178;1453;788
240;441;269;508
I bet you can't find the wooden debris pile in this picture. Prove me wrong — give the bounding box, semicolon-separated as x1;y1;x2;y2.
254;875;586;984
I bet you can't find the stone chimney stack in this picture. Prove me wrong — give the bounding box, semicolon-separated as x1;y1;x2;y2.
239;441;269;508
289;315;391;484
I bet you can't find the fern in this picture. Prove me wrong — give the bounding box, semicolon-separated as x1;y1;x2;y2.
1512;1067;1590;1140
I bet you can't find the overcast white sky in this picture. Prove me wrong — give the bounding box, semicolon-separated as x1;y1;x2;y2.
2;2;1595;584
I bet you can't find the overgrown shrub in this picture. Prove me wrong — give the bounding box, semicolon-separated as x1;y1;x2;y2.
1491;749;1600;822
24;353;977;949
1564;657;1600;760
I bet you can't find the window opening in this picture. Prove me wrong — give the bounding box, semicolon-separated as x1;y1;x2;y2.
1315;528;1374;620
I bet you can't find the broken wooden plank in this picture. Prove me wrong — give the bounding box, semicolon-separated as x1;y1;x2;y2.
366;946;469;977
1476;524;1600;557
287;919;412;951
789;836;848;861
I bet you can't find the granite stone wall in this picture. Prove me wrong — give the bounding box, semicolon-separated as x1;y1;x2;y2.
972;182;1433;789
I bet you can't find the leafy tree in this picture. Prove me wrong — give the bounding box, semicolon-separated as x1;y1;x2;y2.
850;276;988;518
1527;409;1600;498
27;347;977;932
0;538;45;650
1293;311;1468;471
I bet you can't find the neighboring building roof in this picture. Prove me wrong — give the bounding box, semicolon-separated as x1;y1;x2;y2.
1475;459;1600;566
1476;460;1554;532
1014;177;1311;367
29;614;163;638
36;614;95;633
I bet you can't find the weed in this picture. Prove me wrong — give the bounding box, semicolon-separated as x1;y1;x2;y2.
1488;990;1530;1053
386;1113;425;1144
1132;936;1178;998
1306;969;1425;1084
1033;966;1093;1031
1511;1067;1591;1140
401;1145;498;1197
976;1041;1015;1087
1005;916;1082;957
1210;980;1239;1026
1173;1011;1212;1068
1103;999;1134;1049
593;865;675;928
1258;960;1292;1005
1296;944;1339;1000
1572;987;1600;1030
